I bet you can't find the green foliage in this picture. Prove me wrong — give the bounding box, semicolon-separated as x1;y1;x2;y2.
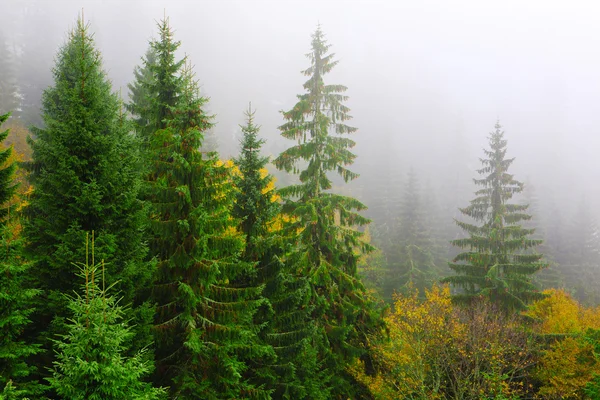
443;122;546;312
233;106;322;398
126;46;157;148
0;113;41;398
128;17;184;150
274;25;383;397
47;253;166;400
585;328;600;399
24;16;151;382
149;62;267;398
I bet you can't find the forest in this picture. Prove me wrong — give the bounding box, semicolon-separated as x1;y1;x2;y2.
1;1;600;399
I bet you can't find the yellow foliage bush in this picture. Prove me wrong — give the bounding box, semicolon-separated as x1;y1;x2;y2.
526;289;600;398
353;284;536;399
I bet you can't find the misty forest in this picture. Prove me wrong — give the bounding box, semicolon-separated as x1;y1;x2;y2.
1;1;600;399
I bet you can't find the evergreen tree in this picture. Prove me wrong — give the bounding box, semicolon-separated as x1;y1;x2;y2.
24;17;150;379
128;18;183;150
233;106;321;398
126;46;157;147
0;113;40;398
565;198;600;304
47;252;166;400
443;122;546;312
150;63;267;399
0;32;18;116
274;26;382;397
385;169;439;299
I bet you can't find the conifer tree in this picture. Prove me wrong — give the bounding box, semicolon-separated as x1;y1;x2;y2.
126;46;157;147
128;18;183;150
150;63;267;399
0;113;40;398
565;198;600;304
0;33;18;115
47;252;166;400
24;17;150;377
274;26;382;397
385;169;439;299
443;122;546;312
233;106;321;398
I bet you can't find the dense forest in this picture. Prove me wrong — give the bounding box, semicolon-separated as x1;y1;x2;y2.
1;2;600;399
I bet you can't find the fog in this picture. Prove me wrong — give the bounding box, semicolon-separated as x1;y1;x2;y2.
2;0;599;224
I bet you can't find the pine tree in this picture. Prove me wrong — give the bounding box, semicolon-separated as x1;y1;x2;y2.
443;122;546;312
150;63;267;399
233;106;321;398
274;26;382;397
47;250;166;400
24;17;150;379
0;113;40;398
385;169;439;299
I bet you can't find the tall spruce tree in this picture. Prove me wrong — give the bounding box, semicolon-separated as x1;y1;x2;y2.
150;63;267;399
233;106;322;399
0;113;41;398
274;26;382;397
443;122;546;311
47;252;166;400
24;17;150;379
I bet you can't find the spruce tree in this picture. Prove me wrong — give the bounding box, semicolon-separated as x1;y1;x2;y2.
0;32;18;116
24;17;150;377
274;26;382;397
47;252;166;400
233;106;321;398
0;113;40;398
443;122;546;312
150;63;267;399
385;169;439;299
126;46;157;147
565;198;600;304
128;18;183;150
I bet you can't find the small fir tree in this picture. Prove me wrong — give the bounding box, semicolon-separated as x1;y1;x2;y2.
47;248;166;400
443;122;546;312
274;26;382;397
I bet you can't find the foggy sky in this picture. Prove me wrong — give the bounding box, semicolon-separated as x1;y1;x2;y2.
3;0;599;217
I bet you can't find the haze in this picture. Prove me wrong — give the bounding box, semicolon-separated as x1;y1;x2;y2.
2;0;599;226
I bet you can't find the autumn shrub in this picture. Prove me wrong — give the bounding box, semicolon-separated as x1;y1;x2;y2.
353;284;538;399
525;289;600;399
